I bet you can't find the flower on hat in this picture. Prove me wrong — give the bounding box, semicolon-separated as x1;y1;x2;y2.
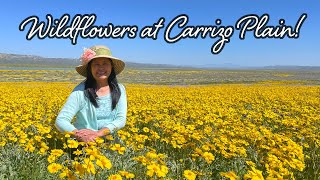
80;48;96;65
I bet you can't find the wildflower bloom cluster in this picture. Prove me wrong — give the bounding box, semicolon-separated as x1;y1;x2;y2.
0;82;319;179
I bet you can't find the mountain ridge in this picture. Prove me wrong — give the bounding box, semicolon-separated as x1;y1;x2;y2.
0;53;191;69
1;53;320;70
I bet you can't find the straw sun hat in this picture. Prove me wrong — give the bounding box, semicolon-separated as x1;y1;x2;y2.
76;45;125;77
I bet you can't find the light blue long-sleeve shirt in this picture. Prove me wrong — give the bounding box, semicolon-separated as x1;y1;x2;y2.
55;82;127;133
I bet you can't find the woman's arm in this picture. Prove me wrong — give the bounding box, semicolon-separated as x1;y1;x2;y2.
55;91;81;132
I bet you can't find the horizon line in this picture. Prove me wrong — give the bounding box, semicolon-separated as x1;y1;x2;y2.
1;52;320;68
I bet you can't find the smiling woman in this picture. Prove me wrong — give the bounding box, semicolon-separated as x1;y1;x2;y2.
55;45;127;143
90;58;112;89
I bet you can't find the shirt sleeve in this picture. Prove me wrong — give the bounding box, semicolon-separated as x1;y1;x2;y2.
55;91;81;132
103;84;127;133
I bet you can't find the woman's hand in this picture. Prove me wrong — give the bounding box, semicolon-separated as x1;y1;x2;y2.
73;129;99;142
72;128;110;142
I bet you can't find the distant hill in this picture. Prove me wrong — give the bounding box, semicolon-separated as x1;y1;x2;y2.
0;53;189;69
258;65;320;71
0;53;320;70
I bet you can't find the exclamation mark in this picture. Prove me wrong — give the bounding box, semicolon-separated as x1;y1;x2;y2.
294;13;307;38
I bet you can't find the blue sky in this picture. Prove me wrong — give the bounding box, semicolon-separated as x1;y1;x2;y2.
0;0;319;67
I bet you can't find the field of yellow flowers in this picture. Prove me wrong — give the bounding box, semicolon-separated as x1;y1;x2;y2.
0;82;319;179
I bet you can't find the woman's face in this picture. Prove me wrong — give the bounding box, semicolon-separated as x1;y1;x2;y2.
90;58;112;82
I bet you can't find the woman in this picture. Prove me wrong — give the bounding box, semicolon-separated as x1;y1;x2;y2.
55;45;127;143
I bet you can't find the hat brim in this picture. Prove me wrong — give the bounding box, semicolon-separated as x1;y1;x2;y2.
75;55;125;77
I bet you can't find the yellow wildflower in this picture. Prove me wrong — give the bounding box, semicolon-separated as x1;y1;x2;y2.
220;171;239;180
184;170;197;180
67;139;79;148
108;174;122;180
47;163;62;174
244;166;264;180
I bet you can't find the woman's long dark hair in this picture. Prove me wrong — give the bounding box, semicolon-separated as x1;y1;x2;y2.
84;59;121;110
